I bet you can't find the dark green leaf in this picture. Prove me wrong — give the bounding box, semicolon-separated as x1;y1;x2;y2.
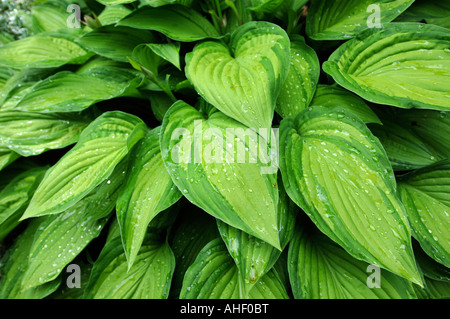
398;160;450;267
117;5;220;42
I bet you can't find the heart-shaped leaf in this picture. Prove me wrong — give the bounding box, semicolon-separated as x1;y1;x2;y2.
323;23;450;111
116;127;182;268
398;160;450;267
276;35;320;119
21;111;147;219
306;0;414;40
160;100;280;249
185;21;290;129
179;238;289;299
279;105;422;285
288;221;417;299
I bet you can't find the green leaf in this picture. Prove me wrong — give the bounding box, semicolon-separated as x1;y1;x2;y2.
276;35;320;119
97;0;136;4
217;175;296;297
31;0;72;33
369;120;443;171
149;92;174;122
169;207;220;296
421;278;450;299
279;105;422;285
392;109;450;159
140;0;195;6
84;234;175;299
10;68;143;113
395;0;450;29
288;222;417;299
0;34;92;69
186;21;290;129
414;243;450;283
97;5;133;26
245;0;285;14
0;111;92;156
129;43;164;76
117;5;220;42
0;167;47;241
323;23;450;111
117;127;182;268
21;111;147;219
276;0;308;16
49;258;93;299
179;238;239;299
273;248;291;294
306;0;414;40
0;147;20;172
311;85;382;124
179;238;289;299
19;164;126;290
0;34;14;46
76;26;155;62
146;43;181;70
0;219;61;299
413;245;450;300
398;160;450;267
160;101;281;249
0;67;13;91
246;268;290;299
0;68;55;107
20;204;105;289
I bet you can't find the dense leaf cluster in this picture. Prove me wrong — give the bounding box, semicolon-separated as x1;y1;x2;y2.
0;0;449;299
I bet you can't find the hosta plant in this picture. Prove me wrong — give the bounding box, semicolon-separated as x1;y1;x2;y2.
0;0;449;300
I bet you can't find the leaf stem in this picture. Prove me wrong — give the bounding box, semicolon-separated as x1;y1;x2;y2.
141;67;177;103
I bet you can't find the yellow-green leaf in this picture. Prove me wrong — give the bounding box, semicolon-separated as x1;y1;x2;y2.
280;105;422;285
185;21;290;129
21;111;146;219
